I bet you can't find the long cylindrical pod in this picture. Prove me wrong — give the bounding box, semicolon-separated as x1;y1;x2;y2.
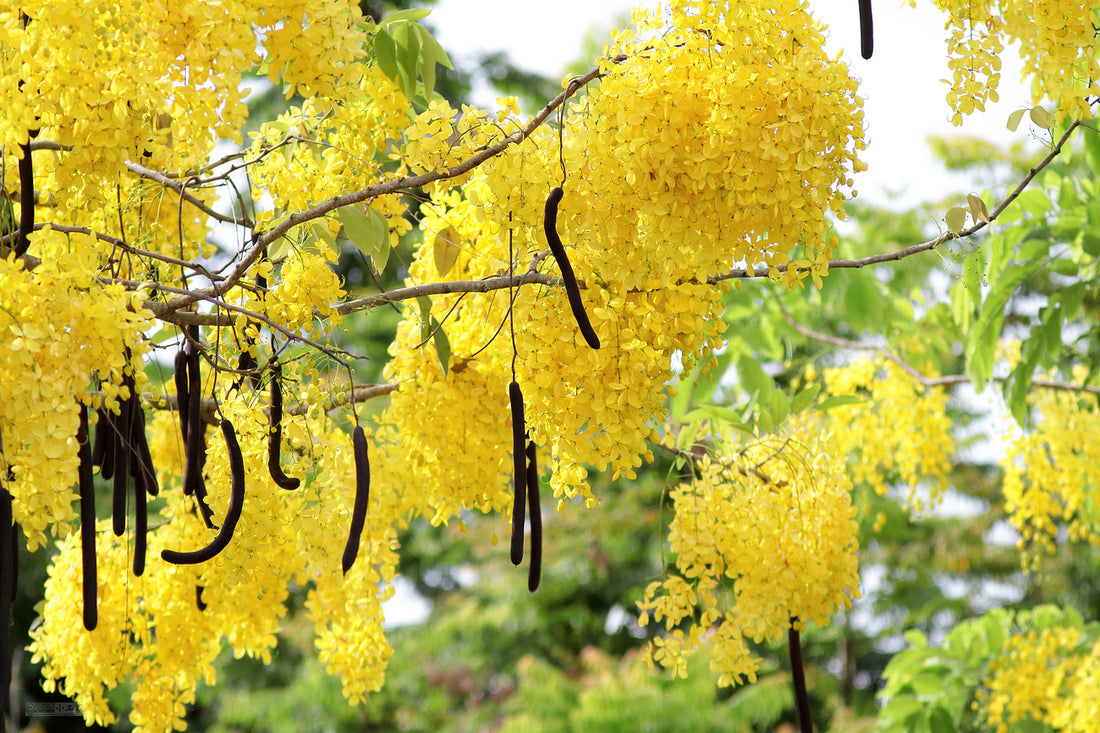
191;424;215;529
182;332;203;497
132;406;159;497
92;409;117;481
112;385;135;537
858;0;873;60
267;363;300;490
13;139;33;257
161;419;245;565
174;349;190;443
509;381;527;566
131;447;148;577
77;404;98;630
526;438;541;592
544;187;601;350
341;426;370;575
1;486;12;724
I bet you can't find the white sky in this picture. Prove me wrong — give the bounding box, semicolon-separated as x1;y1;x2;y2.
429;1;1038;208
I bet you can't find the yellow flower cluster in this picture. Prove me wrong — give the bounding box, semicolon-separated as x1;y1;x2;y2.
0;254;150;549
263;248;346;333
637;424;861;687
559;0;865;291
247;67;412;235
820;357;955;510
0;0;365;194
1001;385;1100;566
980;625;1100;733
932;0;1100;123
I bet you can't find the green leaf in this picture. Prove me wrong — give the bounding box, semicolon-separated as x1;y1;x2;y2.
910;673;947;699
843;275;884;334
373;28;398;80
790;383;821;414
692;348;733;406
1015;189;1053;218
416;296;433;345
880;696;925;720
432;319;450;376
1007;108;1026;131
927;706;957;733
767;389;789;427
268;234;293;261
967;193;990;224
737;355;773;403
1077;230;1100;257
339;205;390;273
945;206;967;235
756;405;775;434
415;23;453;69
815;394;864;411
392;22;421;102
904;629;929;649
378;8;431;25
949;278;970;333
1029;105;1053;130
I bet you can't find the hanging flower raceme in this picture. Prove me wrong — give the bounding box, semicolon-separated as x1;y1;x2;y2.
545;0;866;292
931;0;1100;124
638;423;861;687
1001;379;1100;569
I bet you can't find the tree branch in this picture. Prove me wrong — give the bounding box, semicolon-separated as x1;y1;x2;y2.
140;382;398;425
151;56;628;319
710;120;1081;284
777;298;1100;396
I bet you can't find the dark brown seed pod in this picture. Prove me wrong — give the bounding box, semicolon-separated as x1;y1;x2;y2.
90;407;110;467
111;387;134;538
858;0;873;60
182;334;203;497
132;407;158;497
341;425;371;575
233;348;259;393
161;419;245;566
93;409;116;480
1;486;12;713
544;187;601;350
267;363;300;490
509;381;527;567
131;449;147;577
195;585;207;611
174;349;190;443
77;404;98;630
526;438;541;593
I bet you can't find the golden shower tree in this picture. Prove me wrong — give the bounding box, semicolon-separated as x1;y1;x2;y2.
3;1;1100;731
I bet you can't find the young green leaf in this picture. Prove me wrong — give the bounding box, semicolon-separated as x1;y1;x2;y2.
432;320;450;377
966;193;989;224
944;206;967;235
1029;105;1053;131
378;8;430;25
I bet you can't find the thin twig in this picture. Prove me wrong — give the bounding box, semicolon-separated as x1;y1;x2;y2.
125;160;252;227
